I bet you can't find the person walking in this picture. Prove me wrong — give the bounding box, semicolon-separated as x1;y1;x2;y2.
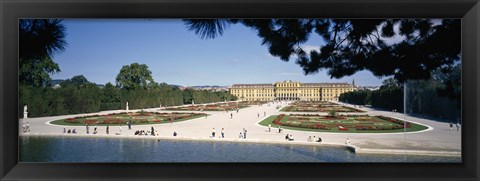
221;128;225;138
106;126;109;134
278;126;281;133
212;128;216;138
264;111;266;117
239;132;243;139
230;113;233;119
243;128;247;139
257;113;260;118
449;122;453;131
456;122;460;131
86;124;90;134
268;124;271;132
151;126;155;136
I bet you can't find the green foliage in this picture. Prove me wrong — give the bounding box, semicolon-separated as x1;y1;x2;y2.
339;90;372;105
19;19;67;87
20;77;237;118
115;63;154;90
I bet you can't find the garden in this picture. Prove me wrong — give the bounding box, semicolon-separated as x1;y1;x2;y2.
259;113;428;133
280;101;365;112
165;102;251;111
50;111;207;126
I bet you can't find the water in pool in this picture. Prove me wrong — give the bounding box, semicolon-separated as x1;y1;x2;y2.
19;136;461;163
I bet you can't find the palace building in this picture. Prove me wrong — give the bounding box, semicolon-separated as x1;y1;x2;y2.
230;80;357;101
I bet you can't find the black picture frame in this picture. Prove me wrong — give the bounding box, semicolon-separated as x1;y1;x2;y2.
1;0;479;180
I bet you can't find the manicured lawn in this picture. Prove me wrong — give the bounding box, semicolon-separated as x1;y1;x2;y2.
259;114;428;133
50;112;207;126
280;101;365;113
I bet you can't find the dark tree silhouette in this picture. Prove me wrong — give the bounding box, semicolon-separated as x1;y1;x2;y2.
183;19;460;83
20;19;67;87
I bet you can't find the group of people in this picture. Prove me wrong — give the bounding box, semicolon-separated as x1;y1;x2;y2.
449;122;461;131
211;128;226;138
134;127;157;136
285;134;294;141
62;128;77;134
21;122;30;133
307;136;322;143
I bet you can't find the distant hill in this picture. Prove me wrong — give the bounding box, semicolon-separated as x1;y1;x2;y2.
51;79;65;85
50;79;104;88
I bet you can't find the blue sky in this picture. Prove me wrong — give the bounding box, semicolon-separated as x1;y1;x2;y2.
51;19;388;86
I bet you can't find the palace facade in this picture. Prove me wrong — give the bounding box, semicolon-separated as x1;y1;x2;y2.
230;80;357;101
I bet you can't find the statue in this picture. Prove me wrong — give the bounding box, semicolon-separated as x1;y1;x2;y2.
126;101;129;110
23;105;28;118
192;100;195;106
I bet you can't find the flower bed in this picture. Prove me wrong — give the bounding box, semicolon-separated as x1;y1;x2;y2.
265;114;424;132
51;112;207;126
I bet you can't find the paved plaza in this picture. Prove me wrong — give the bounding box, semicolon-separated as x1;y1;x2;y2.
19;101;461;157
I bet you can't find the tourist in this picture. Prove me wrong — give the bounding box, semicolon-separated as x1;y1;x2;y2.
313;136;316;142
307;136;312;142
285;134;289;140
236;109;239;113
450;122;453;131
106;126;109;134
278;126;281;133
212;128;216;138
93;126;97;134
257;113;260;118
239;132;243;139
221;128;225;138
134;130;139;135
317;137;322;143
205;115;207;119
67;129;71;134
456;122;460;131
288;134;294;141
173;131;177;137
345;138;351;145
26;122;30;132
63;128;66;133
119;126;122;135
72;129;77;134
230;113;233;119
243;128;247;139
128;121;132;130
268;124;271;132
22;123;26;133
151;127;155;136
86;124;89;134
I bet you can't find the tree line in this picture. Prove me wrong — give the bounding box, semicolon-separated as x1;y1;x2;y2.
20;75;237;118
339;64;461;121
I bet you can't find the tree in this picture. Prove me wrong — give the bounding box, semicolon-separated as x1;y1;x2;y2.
115;63;155;90
380;78;402;89
60;75;90;88
184;19;460;83
20;19;67;87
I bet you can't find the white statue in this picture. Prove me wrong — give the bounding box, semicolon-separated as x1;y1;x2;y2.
192;100;195;106
126;101;129;110
23;105;28;118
